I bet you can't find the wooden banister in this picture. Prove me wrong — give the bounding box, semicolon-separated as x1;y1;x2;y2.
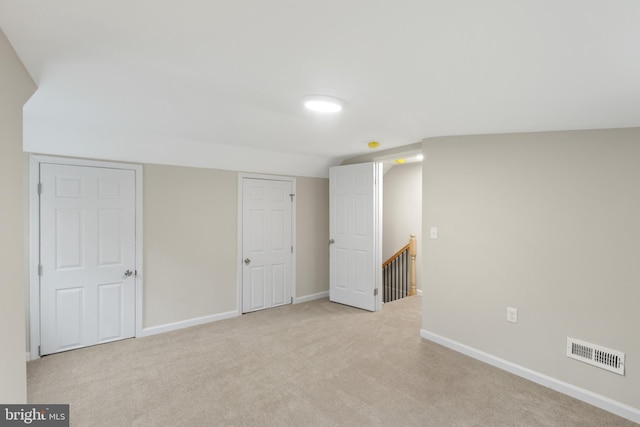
382;243;410;268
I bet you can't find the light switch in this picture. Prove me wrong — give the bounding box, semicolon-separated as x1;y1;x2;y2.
430;227;438;239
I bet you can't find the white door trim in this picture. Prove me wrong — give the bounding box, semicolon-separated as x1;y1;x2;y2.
237;173;296;314
28;155;143;360
375;162;383;310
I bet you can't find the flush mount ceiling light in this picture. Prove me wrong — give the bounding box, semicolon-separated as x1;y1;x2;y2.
303;95;346;113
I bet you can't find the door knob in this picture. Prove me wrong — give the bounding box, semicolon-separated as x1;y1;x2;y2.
244;258;251;265
124;270;133;277
329;239;335;245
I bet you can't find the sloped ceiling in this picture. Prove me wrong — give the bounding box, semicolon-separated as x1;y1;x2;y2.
1;1;639;177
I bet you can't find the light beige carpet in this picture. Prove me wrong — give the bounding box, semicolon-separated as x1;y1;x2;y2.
28;296;636;426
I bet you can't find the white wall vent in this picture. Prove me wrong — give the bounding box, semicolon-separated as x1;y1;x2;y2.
566;337;625;375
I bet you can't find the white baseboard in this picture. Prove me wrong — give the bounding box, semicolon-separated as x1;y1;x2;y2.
416;289;423;296
420;330;640;424
294;291;329;304
140;310;239;337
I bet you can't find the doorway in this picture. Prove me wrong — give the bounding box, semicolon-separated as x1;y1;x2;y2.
29;156;143;359
381;158;423;299
328;152;422;312
238;174;296;313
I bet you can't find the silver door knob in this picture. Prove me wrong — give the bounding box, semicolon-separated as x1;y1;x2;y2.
329;239;335;245
124;270;133;277
244;258;251;265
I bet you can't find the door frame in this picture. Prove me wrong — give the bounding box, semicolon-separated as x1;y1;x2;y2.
237;173;296;313
28;155;144;360
372;148;422;307
375;162;383;309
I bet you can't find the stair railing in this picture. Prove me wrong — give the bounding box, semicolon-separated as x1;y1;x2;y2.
382;234;417;303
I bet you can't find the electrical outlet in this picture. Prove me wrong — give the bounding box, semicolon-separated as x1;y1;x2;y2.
507;307;518;323
430;227;438;239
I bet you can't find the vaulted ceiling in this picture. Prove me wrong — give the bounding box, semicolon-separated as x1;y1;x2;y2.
1;1;639;177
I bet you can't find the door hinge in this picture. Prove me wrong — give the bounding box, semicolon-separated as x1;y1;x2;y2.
38;264;43;276
291;245;293;253
38;346;41;357
289;193;295;201
291;297;293;304
37;182;42;195
374;288;378;296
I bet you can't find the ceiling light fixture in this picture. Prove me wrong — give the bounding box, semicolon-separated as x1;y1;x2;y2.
303;95;346;113
368;141;380;149
416;154;424;161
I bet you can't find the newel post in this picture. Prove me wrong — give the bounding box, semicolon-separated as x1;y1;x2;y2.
409;234;417;296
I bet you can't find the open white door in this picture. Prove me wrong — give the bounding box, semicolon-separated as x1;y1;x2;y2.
329;162;381;311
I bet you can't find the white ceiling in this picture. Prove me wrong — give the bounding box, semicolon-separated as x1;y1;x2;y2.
1;1;639;177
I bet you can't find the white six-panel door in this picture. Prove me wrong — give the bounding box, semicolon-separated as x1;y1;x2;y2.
40;164;136;355
242;178;292;313
329;163;379;311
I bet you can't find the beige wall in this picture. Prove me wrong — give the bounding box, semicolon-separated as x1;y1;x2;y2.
143;165;238;327
383;163;422;289
422;128;640;410
0;29;36;403
296;177;330;297
143;166;329;328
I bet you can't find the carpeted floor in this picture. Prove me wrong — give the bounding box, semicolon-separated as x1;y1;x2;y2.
28;296;636;426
